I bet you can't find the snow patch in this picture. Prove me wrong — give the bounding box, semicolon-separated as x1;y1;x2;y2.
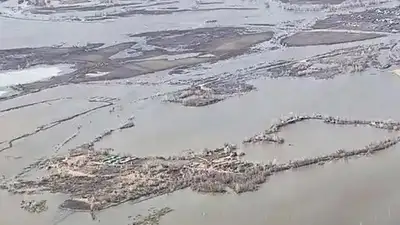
198;54;215;58
0;65;69;87
393;69;400;77
85;72;110;77
140;53;201;61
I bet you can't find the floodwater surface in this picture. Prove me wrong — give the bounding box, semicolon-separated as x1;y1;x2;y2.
2;70;400;225
1;0;400;224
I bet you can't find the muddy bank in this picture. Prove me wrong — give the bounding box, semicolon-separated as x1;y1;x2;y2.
1;0;258;21
260;43;393;79
20;200;48;213
1;27;272;74
164;40;395;107
128;27;274;58
2;114;400;213
243;114;400;144
28;0;145;13
391;43;400;64
281;31;385;46
130;207;173;225
0;42;106;71
279;0;345;5
0;96;121;153
165;77;255;107
279;0;391;12
0;26;273;101
84;7;258;22
1;143;259;210
313;5;400;33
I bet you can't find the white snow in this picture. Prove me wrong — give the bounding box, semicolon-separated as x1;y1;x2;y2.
85;72;110;77
0;86;13;97
0;66;66;87
138;53;202;61
198;53;215;58
393;69;400;77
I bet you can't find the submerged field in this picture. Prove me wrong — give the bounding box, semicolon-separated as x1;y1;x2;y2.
1;0;400;224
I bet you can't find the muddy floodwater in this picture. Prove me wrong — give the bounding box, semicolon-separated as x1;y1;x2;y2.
1;0;400;224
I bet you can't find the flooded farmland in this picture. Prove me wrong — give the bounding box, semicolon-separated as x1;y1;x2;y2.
0;0;400;224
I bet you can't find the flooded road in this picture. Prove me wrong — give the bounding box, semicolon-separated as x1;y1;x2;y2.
1;0;400;224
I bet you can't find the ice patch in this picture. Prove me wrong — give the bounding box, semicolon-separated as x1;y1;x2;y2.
0;90;7;96
198;54;216;58
85;72;110;77
140;53;201;61
393;69;400;77
0;65;68;87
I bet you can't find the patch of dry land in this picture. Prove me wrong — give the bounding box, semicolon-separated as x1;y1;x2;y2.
281;31;386;46
313;5;400;32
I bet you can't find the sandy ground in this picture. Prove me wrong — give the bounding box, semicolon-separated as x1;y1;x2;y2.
1;0;400;224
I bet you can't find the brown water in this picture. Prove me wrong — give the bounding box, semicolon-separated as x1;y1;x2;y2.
1;70;400;224
1;0;400;223
96;70;400;156
3;146;399;225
